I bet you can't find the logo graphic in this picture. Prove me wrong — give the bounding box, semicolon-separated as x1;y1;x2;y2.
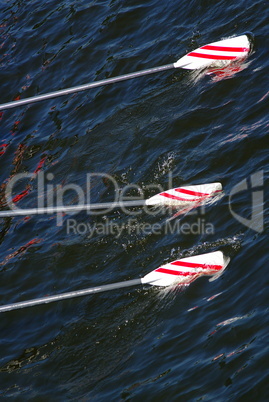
229;171;264;233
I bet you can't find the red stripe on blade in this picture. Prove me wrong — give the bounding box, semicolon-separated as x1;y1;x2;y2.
155;268;199;276
160;192;199;202
175;188;210;197
201;45;249;52
188;52;237;60
171;260;223;270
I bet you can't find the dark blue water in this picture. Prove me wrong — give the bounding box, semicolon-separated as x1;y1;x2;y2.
0;0;268;400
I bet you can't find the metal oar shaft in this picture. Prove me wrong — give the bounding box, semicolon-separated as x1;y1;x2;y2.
0;63;174;111
0;200;147;218
0;278;142;313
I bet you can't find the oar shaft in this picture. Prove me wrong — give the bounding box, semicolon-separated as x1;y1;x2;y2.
0;63;174;110
0;278;142;313
0;200;147;218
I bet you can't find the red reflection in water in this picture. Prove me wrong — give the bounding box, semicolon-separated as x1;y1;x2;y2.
0;12;48;217
207;60;248;82
0;139;47;207
11;120;20;134
12;186;31;203
0;238;41;267
34;156;47;175
11;154;47;204
0;143;9;156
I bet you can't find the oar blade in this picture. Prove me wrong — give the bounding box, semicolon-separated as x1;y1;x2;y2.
142;251;230;287
174;34;251;70
145;182;222;207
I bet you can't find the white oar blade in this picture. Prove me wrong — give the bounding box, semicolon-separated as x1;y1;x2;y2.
174;35;251;70
145;182;222;207
142;251;230;287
